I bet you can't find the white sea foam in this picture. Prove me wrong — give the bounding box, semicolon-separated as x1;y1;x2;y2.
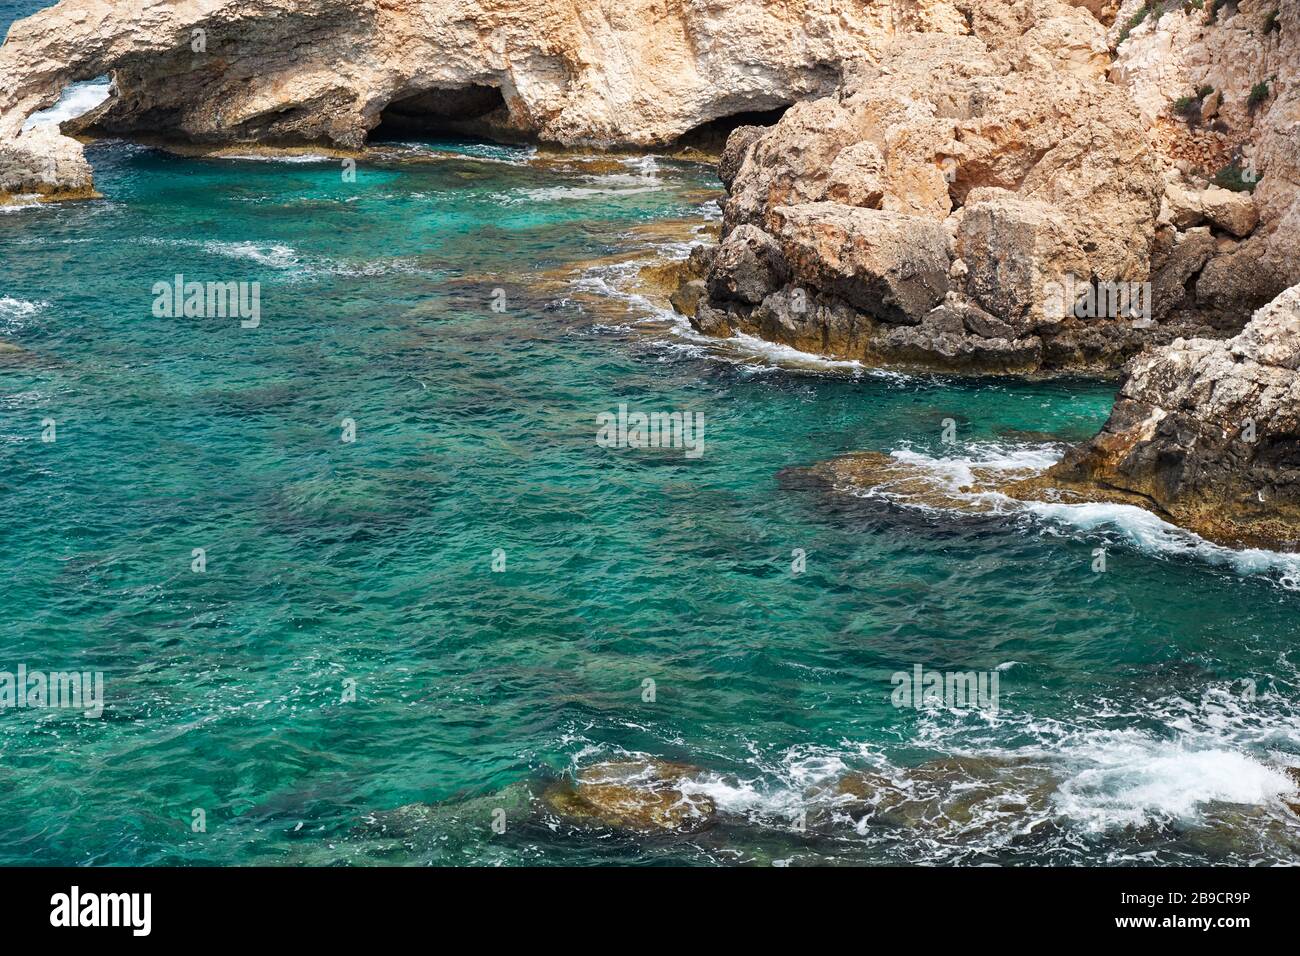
890;444;1063;487
864;443;1300;588
216;153;334;164
205;240;301;269
496;183;662;204
558;676;1299;862
137;237;302;270
0;196;44;213
494;154;665;204
393;142;538;166
0;296;48;333
22;78;111;131
1053;736;1293;831
576;253;906;377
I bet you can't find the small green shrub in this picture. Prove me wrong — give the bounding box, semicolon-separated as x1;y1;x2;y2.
1196;84;1215;99
1248;81;1270;110
1263;9;1280;33
1120;2;1154;42
1213;161;1258;193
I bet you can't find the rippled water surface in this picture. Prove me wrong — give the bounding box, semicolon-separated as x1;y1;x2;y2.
2;1;1299;865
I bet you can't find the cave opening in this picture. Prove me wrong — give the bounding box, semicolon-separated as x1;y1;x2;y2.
372;84;509;141
671;105;791;152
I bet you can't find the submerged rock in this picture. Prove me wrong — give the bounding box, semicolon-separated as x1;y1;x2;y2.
809;448;1048;514
817;756;1059;835
542;760;717;833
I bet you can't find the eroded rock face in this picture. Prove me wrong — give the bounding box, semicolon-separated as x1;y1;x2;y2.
0;124;94;202
1041;282;1300;550
0;0;906;147
677;0;1300;371
772;203;951;323
1109;0;1299;322
0;0;1000;199
685;5;1175;372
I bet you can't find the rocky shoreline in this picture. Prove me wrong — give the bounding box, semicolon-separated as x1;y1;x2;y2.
1;0;1297;546
657;0;1300;550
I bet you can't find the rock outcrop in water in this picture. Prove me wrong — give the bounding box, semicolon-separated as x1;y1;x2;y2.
1025;282;1300;551
0;122;96;202
680;0;1300;372
683;4;1180;373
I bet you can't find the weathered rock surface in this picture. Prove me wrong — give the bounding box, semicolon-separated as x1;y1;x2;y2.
673;0;1300;372
685;4;1179;372
0;0;999;200
772;203;951;323
0;0;907;147
1109;0;1298;320
707;223;790;307
1033;282;1300;550
0;123;95;202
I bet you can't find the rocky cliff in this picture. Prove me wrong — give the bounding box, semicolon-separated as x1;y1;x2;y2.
680;0;1296;372
0;0;943;201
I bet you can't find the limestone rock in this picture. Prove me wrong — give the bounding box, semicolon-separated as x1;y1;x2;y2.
706;224;789;307
1195;237;1288;317
1201;185;1259;238
670;279;708;319
1163;181;1205;230
821;141;886;209
691;302;741;339
0;124;94;201
1110;0;1300;325
0;0;893;148
1150;226;1216;322
1043;282;1300;551
772;202;951;325
0;0;923;198
718;125;768;192
701;7;1165;373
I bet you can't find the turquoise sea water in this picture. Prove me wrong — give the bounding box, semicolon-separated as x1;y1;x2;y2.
3;5;1300;868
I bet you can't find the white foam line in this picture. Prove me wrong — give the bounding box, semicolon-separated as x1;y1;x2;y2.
865;444;1300;587
215;153;334;164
